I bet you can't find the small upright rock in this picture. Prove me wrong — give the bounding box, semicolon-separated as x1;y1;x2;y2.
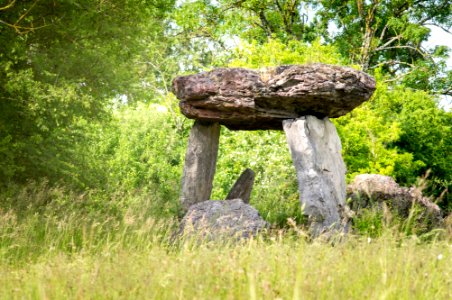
179;199;268;240
226;168;255;203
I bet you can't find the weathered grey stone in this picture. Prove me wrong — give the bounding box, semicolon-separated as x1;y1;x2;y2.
173;64;376;130
180;121;220;211
179;199;268;239
283;116;348;235
347;174;442;223
226;168;255;203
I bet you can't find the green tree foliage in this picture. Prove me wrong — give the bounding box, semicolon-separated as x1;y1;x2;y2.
227;38;346;67
104;102;186;192
101;101;186;216
336;77;451;207
173;0;319;44
317;0;452;94
212;127;302;226
0;0;175;186
170;0;324;71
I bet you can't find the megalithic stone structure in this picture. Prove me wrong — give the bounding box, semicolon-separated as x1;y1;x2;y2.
173;63;376;234
283;116;347;235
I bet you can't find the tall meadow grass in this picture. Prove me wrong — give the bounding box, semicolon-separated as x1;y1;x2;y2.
1;183;451;299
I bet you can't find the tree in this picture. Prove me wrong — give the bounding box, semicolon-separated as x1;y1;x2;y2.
0;0;175;186
317;0;452;95
172;0;320;51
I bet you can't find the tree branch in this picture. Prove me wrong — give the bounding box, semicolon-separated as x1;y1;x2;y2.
0;0;15;11
374;35;403;51
14;0;39;27
437;88;452;96
370;60;416;70
0;19;49;34
383;70;415;83
375;45;427;58
378;23;389;41
258;10;273;37
0;0;50;34
274;0;294;36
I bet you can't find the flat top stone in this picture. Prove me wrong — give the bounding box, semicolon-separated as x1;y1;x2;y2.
172;64;376;130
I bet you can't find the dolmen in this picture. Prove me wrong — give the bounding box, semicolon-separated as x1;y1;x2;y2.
173;63;376;237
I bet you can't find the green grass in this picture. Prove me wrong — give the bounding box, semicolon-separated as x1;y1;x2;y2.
1;232;451;299
1;184;452;299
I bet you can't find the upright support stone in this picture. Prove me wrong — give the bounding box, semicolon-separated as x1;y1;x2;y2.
181;121;220;211
226;168;255;203
283;116;347;235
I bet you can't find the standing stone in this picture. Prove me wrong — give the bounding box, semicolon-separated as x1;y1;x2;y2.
226;168;255;204
181;121;220;211
283;116;347;235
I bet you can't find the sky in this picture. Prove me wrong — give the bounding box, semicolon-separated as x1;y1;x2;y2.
425;25;452;68
425;25;451;110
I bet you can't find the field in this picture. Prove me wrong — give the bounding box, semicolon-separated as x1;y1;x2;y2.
1;185;451;300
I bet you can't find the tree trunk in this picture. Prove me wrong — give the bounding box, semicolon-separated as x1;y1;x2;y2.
180;121;220;211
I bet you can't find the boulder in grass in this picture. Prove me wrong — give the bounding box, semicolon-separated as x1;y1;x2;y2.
179;199;268;240
347;174;442;224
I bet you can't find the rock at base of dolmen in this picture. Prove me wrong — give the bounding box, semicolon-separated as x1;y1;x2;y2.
347;174;442;224
172;64;376;130
179;199;268;240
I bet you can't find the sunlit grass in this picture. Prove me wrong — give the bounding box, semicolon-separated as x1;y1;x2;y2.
1;184;451;299
1;231;451;299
